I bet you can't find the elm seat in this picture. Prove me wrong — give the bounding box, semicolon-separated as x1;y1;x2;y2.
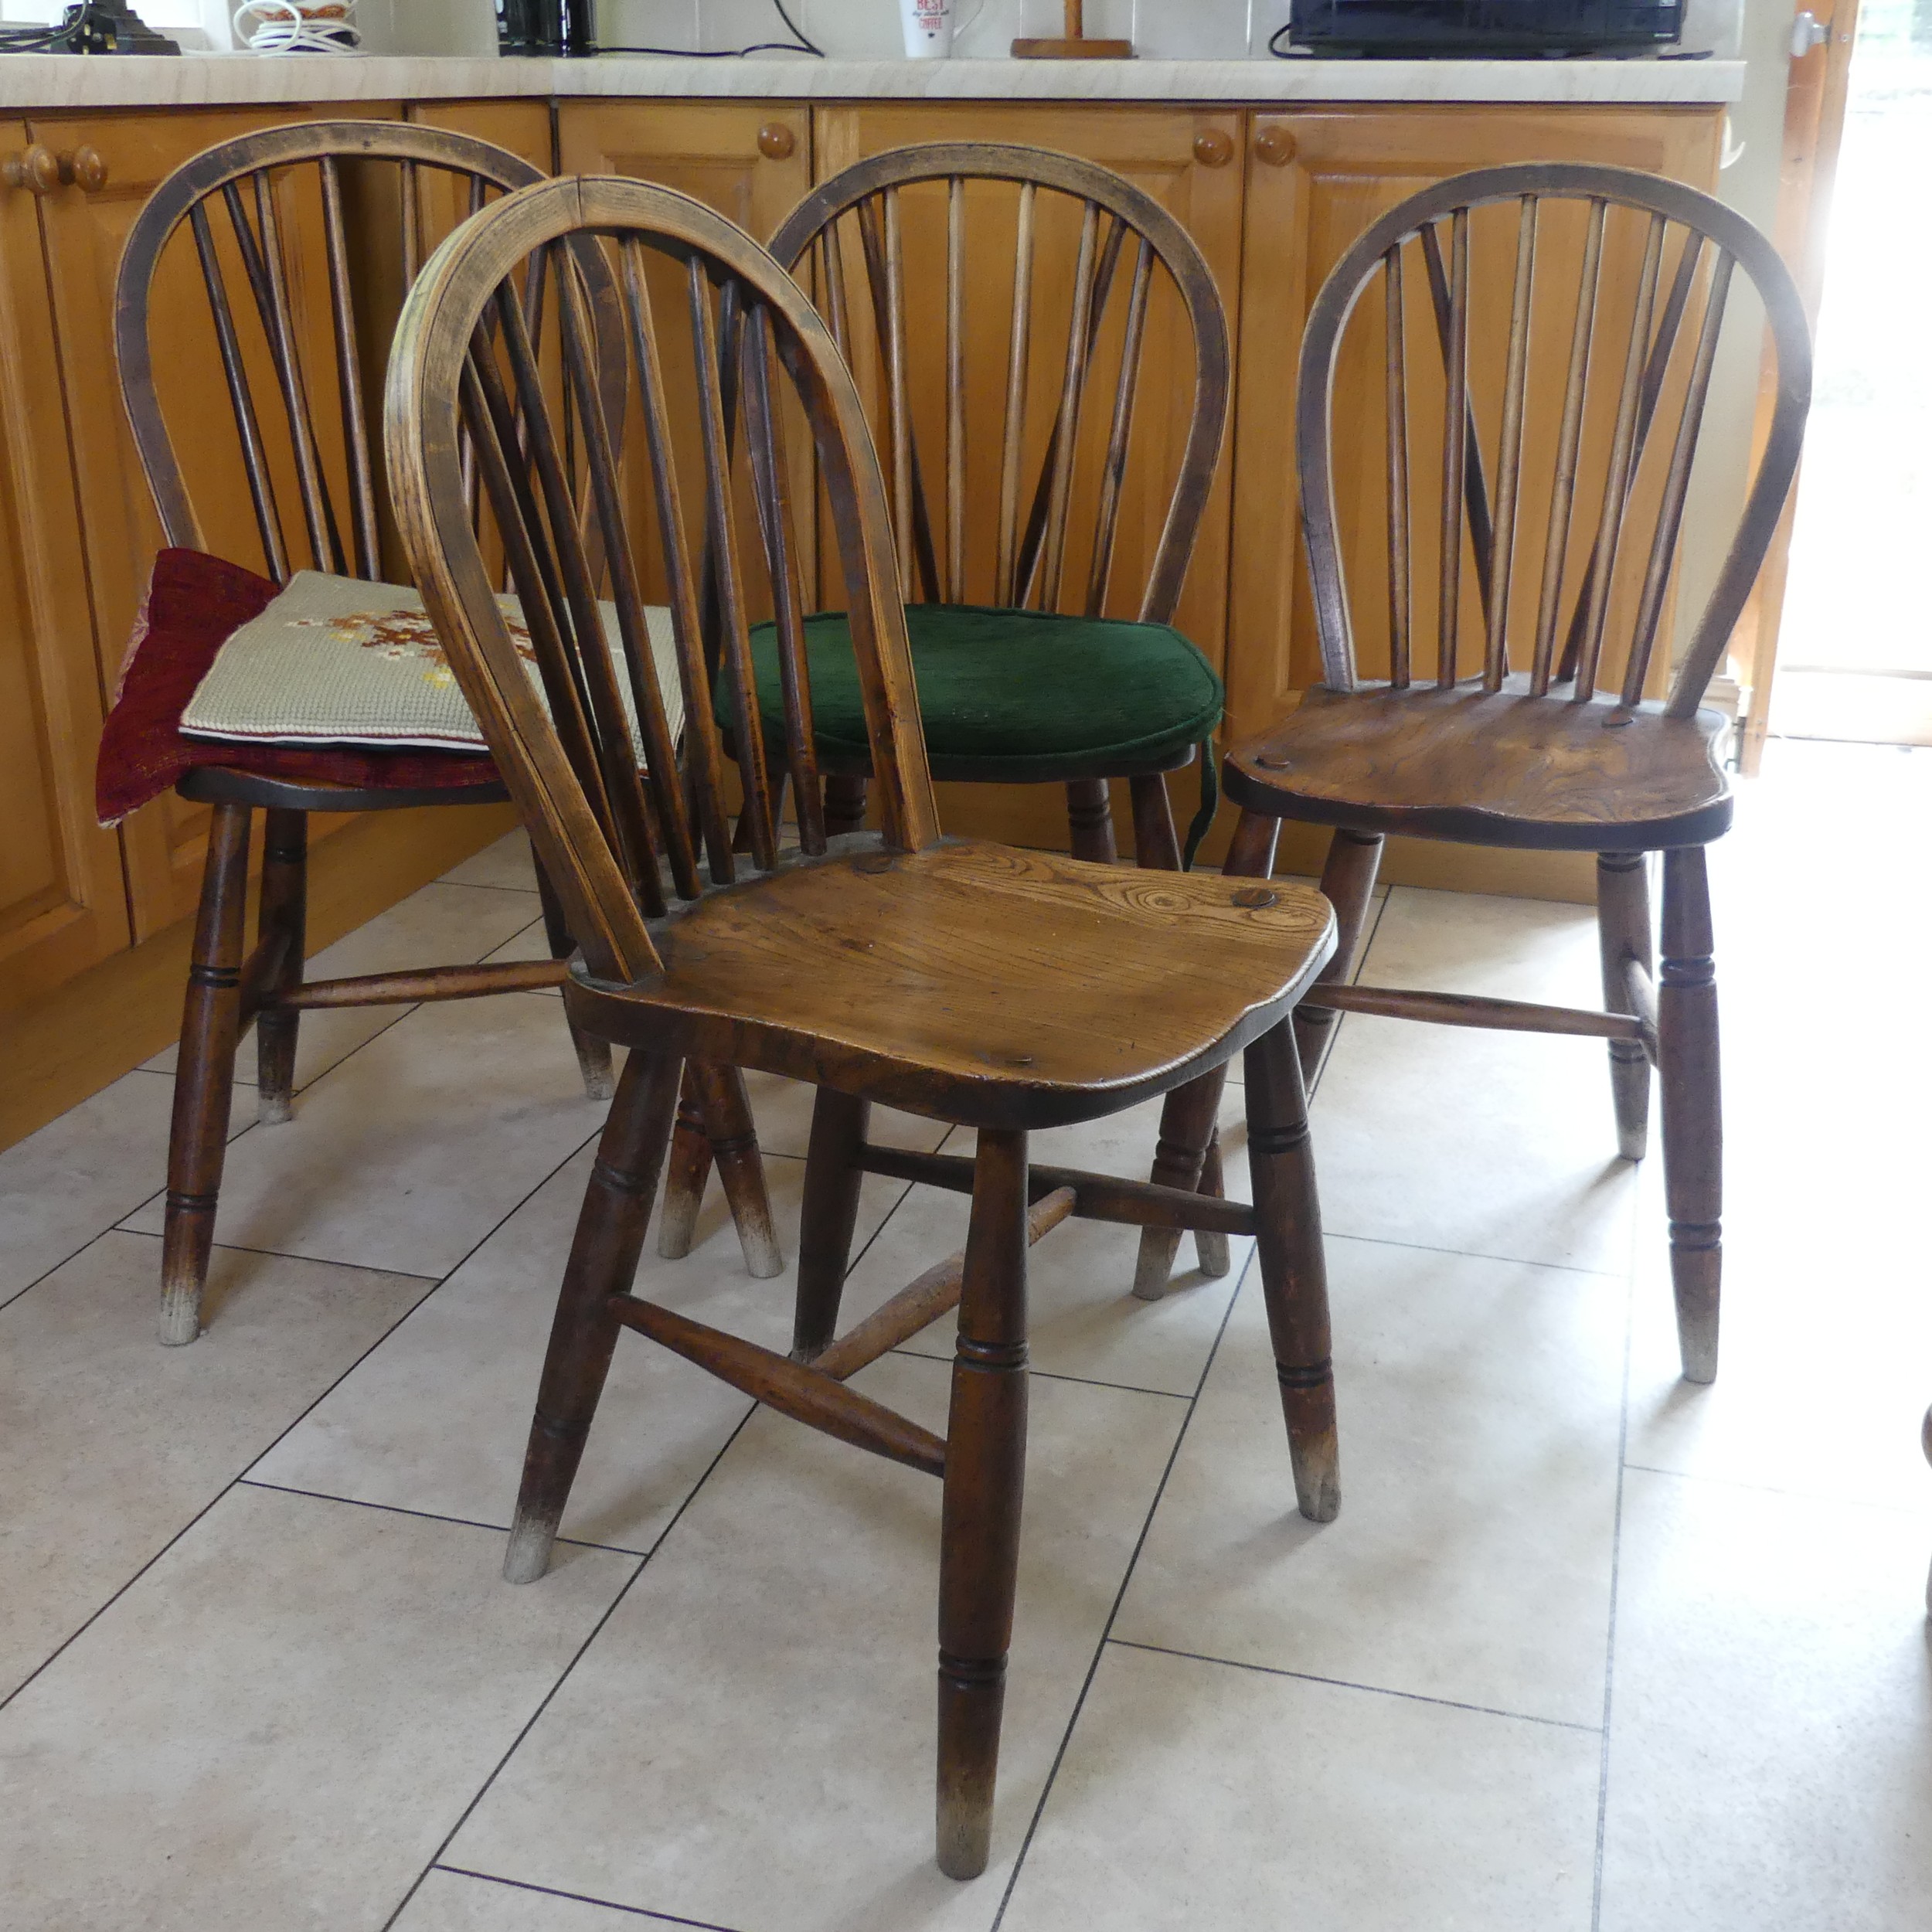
1223;674;1734;852
732;604;1224;784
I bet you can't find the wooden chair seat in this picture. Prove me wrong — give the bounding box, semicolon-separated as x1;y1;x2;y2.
566;836;1334;1131
1225;675;1732;852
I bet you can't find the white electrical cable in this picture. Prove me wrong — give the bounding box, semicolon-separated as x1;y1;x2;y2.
234;0;359;53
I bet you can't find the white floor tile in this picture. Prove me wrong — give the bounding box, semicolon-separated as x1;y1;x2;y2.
142;880;548;1097
1315;887;1641;1273
0;1230;430;1702
441;831;543;893
0;1484;634;1932
444;1354;1187;1932
1115;1235;1626;1727
1597;1468;1932;1930
1002;1642;1599;1931
122;992;608;1278
839;1087;1253;1397
396;1869;688;1928
0;1071;247;1308
253;1148;904;1553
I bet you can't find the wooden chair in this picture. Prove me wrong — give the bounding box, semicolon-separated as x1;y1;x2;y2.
658;141;1237;1281
385;173;1338;1878
1146;163;1811;1379
115;121;784;1343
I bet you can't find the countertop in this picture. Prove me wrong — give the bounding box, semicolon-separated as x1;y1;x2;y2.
0;52;1744;113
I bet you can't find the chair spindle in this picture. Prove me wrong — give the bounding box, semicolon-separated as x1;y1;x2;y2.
1484;195;1538;691
1529;196;1607;695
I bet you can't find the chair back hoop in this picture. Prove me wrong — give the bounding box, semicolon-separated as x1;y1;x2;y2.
115;119;623;587
1294;162;1811;719
385;175;940;989
767;141;1231;624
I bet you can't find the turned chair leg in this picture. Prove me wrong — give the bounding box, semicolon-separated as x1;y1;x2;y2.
657;1069;715;1261
1195;1133;1232;1279
1923;1406;1932;1618
533;845;615;1103
1294;826;1385;1088
158;802;252;1346
936;1124;1030;1881
669;1063;784;1279
254;808;306;1125
1131;808;1282;1298
1597;852;1654;1162
1128;772;1182;871
825;773;870;838
1131;1066;1228;1301
1245;1018;1339;1522
1658;847;1721;1385
504;1051;685;1584
792;1087;871;1361
1065;777;1118;866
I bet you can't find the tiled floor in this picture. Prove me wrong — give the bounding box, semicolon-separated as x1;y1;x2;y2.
3;740;1929;1929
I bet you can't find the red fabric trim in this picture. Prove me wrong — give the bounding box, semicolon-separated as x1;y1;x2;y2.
94;549;502;827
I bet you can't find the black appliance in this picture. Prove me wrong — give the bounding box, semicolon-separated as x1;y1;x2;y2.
496;0;596;56
1283;0;1684;56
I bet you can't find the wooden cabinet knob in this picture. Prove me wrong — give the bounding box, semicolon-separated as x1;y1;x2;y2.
1192;129;1234;169
2;145;61;196
63;146;108;193
756;123;796;162
1254;126;1298;168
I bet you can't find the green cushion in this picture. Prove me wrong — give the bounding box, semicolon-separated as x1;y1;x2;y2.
720;603;1223;782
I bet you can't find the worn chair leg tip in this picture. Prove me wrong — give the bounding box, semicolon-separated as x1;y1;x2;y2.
1617;1129;1648;1162
1196;1231;1233;1278
934;1820;992;1882
157;1300;202;1347
740;1232;787;1281
1678;1349;1718;1386
257;1093;294;1127
502;1518;560;1585
1131;1242;1177;1302
655;1210;698;1261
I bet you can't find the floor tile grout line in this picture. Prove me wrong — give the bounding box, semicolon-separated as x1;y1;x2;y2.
1107;1638;1604;1736
1618;1458;1923;1513
1590;1222;1639;1930
987;1246;1255;1932
885;1344;1201;1405
0;1108;612;1720
236;1478;653;1560
104;1222;444;1286
436;876;544;896
433;1865;743;1929
378;1407;760;1932
1320;1224;1631;1281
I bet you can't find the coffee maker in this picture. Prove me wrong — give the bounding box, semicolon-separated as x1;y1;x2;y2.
497;0;596;55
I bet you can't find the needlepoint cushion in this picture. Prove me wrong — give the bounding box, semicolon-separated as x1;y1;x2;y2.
180;568;684;754
722;603;1223;780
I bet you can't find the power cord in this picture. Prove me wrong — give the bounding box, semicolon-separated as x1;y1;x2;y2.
594;0;821;57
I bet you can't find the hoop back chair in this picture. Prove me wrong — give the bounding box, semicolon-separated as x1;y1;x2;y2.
655;142;1240;1278
115;121;780;1342
384;174;1338;1879
764;142;1231;866
1179;163;1811;1380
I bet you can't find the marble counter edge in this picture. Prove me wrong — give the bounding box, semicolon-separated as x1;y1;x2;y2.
0;53;1744;114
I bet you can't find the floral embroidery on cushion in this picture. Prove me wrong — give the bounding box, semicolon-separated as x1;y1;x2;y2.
290;607;539;689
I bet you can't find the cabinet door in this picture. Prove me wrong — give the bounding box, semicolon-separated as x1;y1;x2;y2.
32;104;402;938
558;100;810;244
406;97;554;173
815;104;1245;852
0;117;131;1008
1227;105;1725;745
